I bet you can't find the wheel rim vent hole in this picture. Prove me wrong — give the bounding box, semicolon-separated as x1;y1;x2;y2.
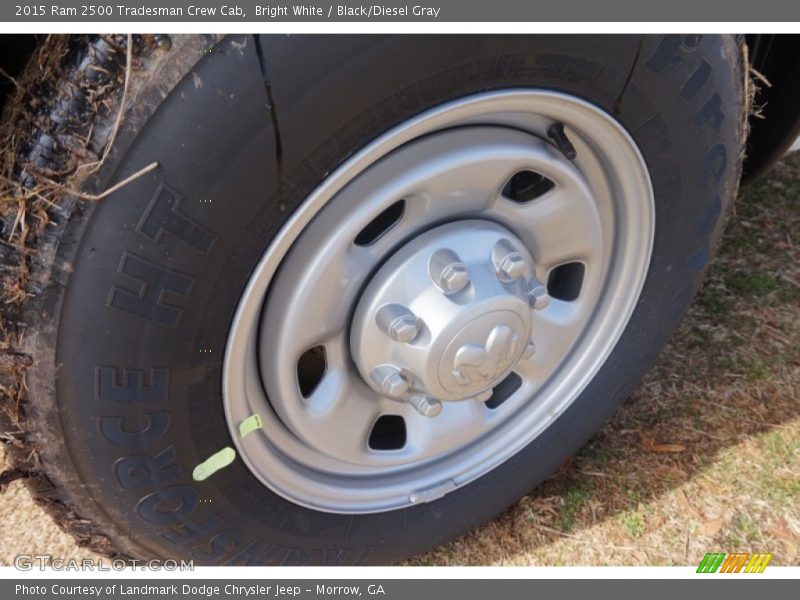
354;199;406;246
546;262;585;302
485;372;522;409
297;345;327;398
502;170;555;203
368;415;407;451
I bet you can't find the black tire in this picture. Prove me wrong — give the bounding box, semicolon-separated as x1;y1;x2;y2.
9;34;744;565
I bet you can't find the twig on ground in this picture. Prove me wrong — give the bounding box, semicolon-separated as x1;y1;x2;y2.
36;160;159;202
0;67;19;88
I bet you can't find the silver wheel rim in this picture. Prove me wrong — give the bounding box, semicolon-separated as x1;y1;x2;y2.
223;90;655;513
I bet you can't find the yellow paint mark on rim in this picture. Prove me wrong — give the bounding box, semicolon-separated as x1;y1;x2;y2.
239;413;263;438
192;447;236;481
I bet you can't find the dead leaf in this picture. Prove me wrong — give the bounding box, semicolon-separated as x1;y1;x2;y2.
767;518;796;541
650;443;686;453
703;517;726;536
654;464;689;479
638;432;655;449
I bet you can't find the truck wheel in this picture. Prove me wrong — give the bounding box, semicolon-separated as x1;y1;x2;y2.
6;34;744;564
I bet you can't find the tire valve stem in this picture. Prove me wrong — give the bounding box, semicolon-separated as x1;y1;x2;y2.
547;122;577;161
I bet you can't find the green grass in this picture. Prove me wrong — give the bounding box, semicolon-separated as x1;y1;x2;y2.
726;271;781;297
723;270;799;305
761;430;799;462
723;511;761;549
618;511;646;539
719;356;772;382
579;443;612;466
556;480;593;532
716;430;800;506
695;283;734;320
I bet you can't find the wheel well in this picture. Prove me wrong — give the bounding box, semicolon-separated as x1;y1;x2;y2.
2;34;796;182
743;34;800;181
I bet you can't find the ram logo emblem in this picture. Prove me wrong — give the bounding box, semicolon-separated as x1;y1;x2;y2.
452;324;520;387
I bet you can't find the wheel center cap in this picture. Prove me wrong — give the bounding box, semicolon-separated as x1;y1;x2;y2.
440;311;527;395
351;220;549;415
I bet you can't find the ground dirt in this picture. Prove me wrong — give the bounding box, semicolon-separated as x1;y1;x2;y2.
1;153;798;567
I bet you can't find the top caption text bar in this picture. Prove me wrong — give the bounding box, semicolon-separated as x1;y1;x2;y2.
4;0;800;22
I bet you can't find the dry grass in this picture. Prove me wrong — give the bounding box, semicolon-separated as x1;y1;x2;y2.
408;154;800;566
0;444;101;562
0;154;798;567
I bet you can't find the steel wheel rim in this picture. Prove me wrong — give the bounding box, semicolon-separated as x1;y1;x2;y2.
223;90;655;513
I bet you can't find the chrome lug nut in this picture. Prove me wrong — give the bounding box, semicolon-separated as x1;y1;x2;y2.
371;366;411;398
527;277;551;310
376;304;421;343
429;248;470;294
492;239;526;282
408;394;443;418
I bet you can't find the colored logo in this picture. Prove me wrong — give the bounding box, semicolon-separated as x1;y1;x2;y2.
696;552;773;573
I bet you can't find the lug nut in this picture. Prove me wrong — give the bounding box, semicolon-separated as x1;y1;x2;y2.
441;263;469;292
408;394;443;418
429;249;470;294
371;366;411;398
376;304;421;343
492;239;527;282
498;253;525;280
527;277;551;310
